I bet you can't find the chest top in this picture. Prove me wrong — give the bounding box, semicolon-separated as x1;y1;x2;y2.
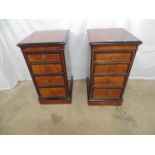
17;30;69;47
87;28;142;45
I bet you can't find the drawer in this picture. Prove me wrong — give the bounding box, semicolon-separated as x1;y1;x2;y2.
35;75;65;86
93;88;122;99
92;45;138;51
94;64;129;74
22;46;63;52
93;76;125;86
27;53;61;62
95;52;132;61
31;64;63;74
39;87;66;97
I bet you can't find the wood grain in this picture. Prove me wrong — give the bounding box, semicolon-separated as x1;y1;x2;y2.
92;45;138;51
31;64;63;74
35;75;65;86
95;52;132;62
21;46;64;52
94;64;129;74
93;88;122;99
17;30;68;47
93;75;125;87
87;28;142;105
39;87;66;97
17;30;73;104
87;28;142;45
27;53;62;62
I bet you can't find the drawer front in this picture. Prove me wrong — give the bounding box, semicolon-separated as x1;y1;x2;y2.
27;53;61;62
31;64;63;74
22;46;63;52
39;87;66;97
35;75;65;86
94;64;129;74
93;88;122;99
92;45;138;51
93;76;125;86
95;53;132;61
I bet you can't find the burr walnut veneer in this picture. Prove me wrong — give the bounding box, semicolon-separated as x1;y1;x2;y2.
17;30;73;104
87;28;142;106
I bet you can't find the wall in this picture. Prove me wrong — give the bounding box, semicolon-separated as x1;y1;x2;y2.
0;19;155;90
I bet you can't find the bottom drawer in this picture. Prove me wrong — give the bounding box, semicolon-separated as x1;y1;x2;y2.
93;75;125;86
39;87;66;97
35;75;65;86
93;88;122;99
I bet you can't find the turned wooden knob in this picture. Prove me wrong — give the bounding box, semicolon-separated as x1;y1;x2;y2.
106;79;110;84
122;56;127;61
51;91;56;96
48;78;53;84
45;65;49;72
108;66;112;72
104;92;108;96
111;54;116;60
41;54;46;61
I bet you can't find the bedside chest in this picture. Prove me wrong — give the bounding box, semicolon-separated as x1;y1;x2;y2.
87;28;142;105
17;30;73;104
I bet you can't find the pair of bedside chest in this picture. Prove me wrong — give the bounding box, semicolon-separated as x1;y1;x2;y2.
17;28;142;106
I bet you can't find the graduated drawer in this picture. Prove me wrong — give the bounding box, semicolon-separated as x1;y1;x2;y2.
95;52;132;61
27;53;61;62
35;75;65;87
31;64;63;74
22;46;63;52
92;45;138;51
39;87;66;97
93;75;125;87
94;64;129;74
93;88;122;99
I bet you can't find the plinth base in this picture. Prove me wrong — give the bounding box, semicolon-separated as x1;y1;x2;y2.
88;99;122;106
39;98;72;104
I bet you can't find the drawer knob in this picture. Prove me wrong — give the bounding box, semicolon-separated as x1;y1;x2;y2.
41;54;46;61
123;56;127;61
106;79;110;84
48;78;53;84
104;92;108;96
51;91;56;96
45;65;49;72
111;54;116;60
108;66;112;72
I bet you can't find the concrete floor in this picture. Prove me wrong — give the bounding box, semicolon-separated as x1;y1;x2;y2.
0;79;155;135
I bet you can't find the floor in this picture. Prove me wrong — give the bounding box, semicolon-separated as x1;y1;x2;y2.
0;79;155;135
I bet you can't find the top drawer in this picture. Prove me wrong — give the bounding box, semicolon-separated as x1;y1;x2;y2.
92;45;138;51
95;52;132;62
27;53;62;62
22;46;63;52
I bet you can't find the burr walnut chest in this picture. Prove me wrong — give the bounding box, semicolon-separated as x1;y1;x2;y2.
17;30;73;104
87;28;142;105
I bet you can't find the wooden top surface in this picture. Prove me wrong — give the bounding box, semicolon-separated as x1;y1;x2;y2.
87;28;142;45
17;30;69;47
